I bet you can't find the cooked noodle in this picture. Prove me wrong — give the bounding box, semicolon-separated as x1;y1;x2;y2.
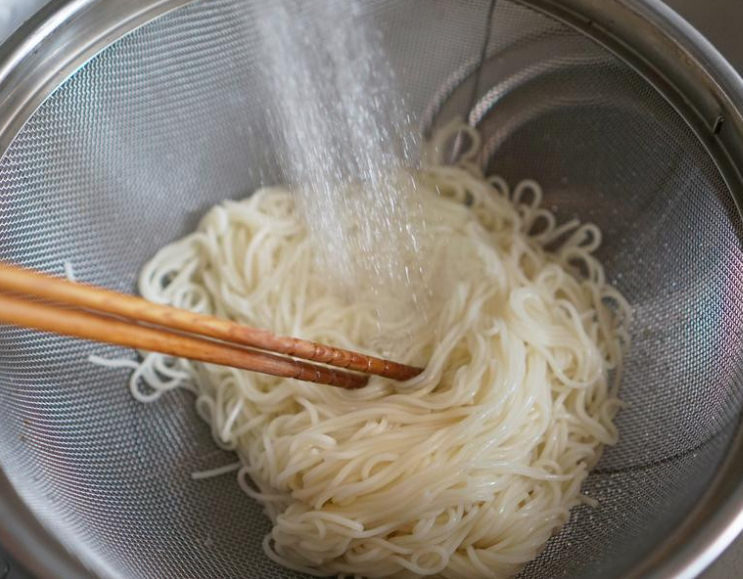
93;122;630;578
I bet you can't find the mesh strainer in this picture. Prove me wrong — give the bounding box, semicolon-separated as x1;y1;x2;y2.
1;0;743;578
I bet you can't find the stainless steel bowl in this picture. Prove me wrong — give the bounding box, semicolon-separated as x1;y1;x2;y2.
1;1;743;578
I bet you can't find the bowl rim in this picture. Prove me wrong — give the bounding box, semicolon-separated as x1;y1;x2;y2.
522;3;743;575
0;0;742;578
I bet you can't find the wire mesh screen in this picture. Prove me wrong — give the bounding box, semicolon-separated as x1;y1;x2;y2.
0;0;742;578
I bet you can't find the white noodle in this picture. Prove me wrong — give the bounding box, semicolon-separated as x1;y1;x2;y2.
191;462;242;480
111;121;630;578
63;260;76;282
87;354;139;370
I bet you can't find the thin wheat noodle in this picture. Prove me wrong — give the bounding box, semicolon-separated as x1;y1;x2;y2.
91;120;630;578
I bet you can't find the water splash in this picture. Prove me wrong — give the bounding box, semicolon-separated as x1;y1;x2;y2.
255;0;430;342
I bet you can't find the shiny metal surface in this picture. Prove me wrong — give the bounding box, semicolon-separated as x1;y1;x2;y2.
0;5;58;576
662;5;743;575
0;0;742;578
0;0;192;152
0;0;48;39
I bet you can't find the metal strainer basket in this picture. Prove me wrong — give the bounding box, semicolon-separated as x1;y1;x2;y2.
1;0;743;578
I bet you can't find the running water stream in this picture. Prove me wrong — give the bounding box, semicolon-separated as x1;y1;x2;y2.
255;0;432;342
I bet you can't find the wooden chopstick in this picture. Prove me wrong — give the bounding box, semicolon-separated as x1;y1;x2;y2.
0;293;367;389
0;261;423;385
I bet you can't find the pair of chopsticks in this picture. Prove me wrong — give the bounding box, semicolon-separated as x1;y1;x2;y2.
0;261;423;389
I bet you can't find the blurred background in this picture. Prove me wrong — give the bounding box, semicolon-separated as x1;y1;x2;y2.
0;0;740;578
